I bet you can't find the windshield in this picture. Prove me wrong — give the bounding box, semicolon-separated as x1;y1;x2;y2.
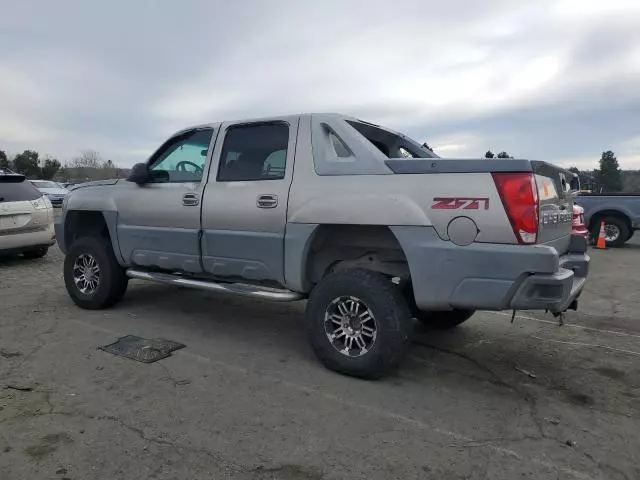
31;181;61;189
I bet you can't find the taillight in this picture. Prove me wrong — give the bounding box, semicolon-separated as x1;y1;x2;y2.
492;172;539;244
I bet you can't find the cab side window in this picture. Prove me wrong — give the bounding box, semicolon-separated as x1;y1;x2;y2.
148;129;213;183
217;123;289;182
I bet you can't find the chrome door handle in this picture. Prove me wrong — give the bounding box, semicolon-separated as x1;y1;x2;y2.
257;194;278;209
182;193;200;206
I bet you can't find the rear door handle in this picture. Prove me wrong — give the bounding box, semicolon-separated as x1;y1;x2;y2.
257;194;278;209
182;193;200;206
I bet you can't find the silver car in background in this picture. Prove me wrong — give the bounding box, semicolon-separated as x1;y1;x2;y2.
30;180;69;207
0;174;55;258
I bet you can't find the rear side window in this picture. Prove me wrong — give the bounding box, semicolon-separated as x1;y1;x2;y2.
0;178;41;202
217;123;289;182
345;120;437;159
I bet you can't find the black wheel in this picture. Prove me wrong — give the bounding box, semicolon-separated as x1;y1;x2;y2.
64;236;128;310
592;217;629;248
415;309;475;330
22;247;48;259
306;269;412;379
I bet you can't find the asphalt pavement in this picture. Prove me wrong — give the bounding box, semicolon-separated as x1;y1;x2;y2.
1;238;639;480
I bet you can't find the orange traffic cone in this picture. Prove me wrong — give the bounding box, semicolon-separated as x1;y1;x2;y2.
595;221;607;249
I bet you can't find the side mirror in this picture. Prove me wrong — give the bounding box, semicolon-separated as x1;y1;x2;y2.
127;163;150;184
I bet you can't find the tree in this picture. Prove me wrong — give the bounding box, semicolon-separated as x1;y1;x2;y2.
101;159;118;179
622;171;640;193
13;150;41;178
422;142;434;152
568;167;580;174
497;151;513;159
41;157;61;180
69;149;102;169
66;150;102;181
57;166;69;182
0;150;11;171
594;150;622;192
485;150;495;158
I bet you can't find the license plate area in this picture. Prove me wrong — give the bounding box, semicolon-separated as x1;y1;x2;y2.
0;213;31;229
0;215;17;227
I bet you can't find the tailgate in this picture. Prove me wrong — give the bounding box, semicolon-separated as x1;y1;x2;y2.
532;161;573;253
0;200;35;233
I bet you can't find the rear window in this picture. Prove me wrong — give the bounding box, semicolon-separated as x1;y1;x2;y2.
0;177;42;202
345;120;438;159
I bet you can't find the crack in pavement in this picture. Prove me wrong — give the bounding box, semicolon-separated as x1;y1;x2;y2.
0;320;60;385
412;340;565;446
0;395;252;477
0;372;599;480
411;340;639;480
2;312;609;480
156;362;191;388
583;451;633;480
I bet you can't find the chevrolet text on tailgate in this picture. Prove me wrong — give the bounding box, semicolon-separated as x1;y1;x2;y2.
56;113;590;378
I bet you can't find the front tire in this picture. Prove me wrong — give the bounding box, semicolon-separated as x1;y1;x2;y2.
306;269;412;379
64;236;128;310
415;309;475;330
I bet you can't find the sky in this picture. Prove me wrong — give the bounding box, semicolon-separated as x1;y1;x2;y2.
1;0;639;170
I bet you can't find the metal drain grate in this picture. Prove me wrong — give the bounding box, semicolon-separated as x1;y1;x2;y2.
99;335;185;363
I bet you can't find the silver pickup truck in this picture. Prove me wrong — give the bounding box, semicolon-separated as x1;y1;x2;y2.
56;113;589;378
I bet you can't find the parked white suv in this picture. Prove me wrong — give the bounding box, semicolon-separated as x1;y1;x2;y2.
0;174;55;258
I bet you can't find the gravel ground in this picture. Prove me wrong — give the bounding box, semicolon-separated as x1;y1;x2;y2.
1;235;639;480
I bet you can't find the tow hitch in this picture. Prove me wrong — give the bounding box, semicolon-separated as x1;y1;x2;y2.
546;299;578;326
552;310;566;326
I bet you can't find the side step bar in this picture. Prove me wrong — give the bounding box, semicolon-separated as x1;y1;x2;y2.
126;269;304;302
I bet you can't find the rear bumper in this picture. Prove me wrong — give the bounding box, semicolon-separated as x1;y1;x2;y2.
0;225;56;254
509;253;588;312
391;227;589;314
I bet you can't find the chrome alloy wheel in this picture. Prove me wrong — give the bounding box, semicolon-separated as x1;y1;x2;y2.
72;253;101;294
324;296;377;357
604;223;621;242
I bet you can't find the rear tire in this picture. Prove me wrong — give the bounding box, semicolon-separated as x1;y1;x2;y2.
592;216;629;248
64;236;128;310
415;309;475;330
22;247;48;259
306;269;412;379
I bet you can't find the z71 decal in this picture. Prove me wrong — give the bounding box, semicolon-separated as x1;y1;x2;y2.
432;197;490;210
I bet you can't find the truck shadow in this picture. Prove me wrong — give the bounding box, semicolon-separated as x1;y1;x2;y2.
120;282;311;357
117;283;639;418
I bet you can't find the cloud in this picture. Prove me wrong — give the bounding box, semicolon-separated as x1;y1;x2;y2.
0;0;639;170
